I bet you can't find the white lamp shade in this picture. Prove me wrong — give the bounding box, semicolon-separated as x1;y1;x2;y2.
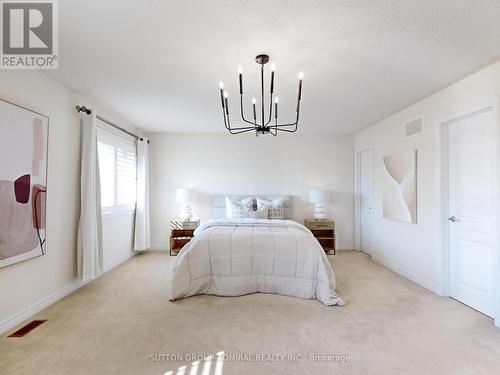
176;188;191;203
309;189;330;204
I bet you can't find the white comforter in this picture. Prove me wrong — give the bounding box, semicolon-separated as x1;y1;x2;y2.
170;219;344;306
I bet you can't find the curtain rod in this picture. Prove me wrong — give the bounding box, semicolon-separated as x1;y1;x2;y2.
75;105;147;142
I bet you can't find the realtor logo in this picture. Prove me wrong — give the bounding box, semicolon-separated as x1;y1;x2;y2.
1;0;58;69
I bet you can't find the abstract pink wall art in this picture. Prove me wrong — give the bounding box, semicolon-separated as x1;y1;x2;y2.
0;99;48;268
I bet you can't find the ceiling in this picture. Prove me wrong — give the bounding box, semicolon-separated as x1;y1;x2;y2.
49;0;500;134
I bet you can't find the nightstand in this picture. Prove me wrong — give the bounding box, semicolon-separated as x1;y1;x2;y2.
170;220;200;256
304;219;336;254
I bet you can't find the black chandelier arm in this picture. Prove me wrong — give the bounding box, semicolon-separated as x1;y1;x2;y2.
229;128;256;135
222;109;255;134
272;120;299;133
266;117;278;136
239;95;258;127
226;118;256;132
260;65;265;126
264;93;274;127
222;107;230;130
267;92;301;128
275;126;298;133
259;68;275;127
272;107;300;130
273;121;298;127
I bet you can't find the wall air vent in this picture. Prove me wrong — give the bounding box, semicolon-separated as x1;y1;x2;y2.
405;118;423;137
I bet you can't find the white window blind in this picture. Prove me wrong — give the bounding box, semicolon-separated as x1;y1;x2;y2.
97;127;137;215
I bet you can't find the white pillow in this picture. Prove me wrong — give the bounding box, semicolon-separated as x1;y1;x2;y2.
225;196;254;219
256;197;286;220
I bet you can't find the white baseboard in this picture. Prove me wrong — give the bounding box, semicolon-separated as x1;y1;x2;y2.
103;251;136;273
337;241;354;250
338;242;354;250
0;279;88;335
0;251;138;335
148;244;168;251
371;255;438;294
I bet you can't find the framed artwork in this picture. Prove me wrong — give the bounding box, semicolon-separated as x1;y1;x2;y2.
382;150;417;224
0;98;48;268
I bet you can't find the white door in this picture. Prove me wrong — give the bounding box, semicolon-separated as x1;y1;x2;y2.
448;108;498;317
359;148;374;254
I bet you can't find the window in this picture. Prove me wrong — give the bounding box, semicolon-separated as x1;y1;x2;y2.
97;127;137;215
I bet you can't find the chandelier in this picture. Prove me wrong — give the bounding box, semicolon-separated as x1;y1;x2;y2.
218;53;303;136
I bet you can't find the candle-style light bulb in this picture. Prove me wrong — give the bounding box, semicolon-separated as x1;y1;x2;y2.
223;91;228;98
274;96;279;119
219;81;224;89
274;97;279;103
252;98;257;104
238;66;243;74
271;62;276;71
298;71;304;80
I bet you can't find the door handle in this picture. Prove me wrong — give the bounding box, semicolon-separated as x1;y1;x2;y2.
448;216;459;223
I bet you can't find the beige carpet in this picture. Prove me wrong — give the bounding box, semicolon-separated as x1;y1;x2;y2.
1;251;499;375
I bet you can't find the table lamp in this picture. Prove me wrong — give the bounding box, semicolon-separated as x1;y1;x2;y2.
176;188;193;221
309;189;330;220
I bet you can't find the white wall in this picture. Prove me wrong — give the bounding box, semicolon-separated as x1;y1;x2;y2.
354;60;500;294
148;133;354;250
0;70;138;331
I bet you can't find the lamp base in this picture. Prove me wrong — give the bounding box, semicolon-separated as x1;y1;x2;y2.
313;203;327;220
179;203;193;221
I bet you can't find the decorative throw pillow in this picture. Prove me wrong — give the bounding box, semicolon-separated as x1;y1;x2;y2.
245;206;269;219
225;196;254;219
256;197;286;220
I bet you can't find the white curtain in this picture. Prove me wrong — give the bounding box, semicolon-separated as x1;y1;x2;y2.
134;137;151;251
77;111;103;280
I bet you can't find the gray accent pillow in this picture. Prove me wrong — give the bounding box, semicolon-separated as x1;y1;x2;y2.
257;197;286;220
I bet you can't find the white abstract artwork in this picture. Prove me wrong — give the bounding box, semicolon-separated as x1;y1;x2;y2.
382;150;417;224
0;99;48;268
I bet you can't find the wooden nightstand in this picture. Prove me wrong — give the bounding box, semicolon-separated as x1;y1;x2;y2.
170;220;200;256
304;219;336;254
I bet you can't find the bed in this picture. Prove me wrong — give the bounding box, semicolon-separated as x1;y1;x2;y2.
170;195;344;306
